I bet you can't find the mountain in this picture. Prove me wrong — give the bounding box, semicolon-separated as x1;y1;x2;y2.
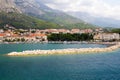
67;11;120;28
0;12;62;29
0;0;21;13
14;0;97;29
0;0;96;29
15;0;81;24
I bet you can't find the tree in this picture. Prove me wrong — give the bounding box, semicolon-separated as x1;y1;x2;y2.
21;38;25;42
48;33;94;41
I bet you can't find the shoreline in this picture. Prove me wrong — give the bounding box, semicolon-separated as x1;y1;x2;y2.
1;41;119;45
7;42;120;56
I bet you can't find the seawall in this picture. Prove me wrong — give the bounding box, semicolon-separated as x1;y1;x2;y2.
7;43;120;56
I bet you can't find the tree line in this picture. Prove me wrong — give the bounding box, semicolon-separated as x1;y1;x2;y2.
111;28;120;34
48;33;93;41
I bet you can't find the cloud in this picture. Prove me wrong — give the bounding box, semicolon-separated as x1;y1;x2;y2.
42;0;120;20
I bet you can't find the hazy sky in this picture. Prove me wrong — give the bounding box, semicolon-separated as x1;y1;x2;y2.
40;0;120;20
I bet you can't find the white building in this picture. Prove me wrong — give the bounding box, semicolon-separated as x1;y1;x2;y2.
94;33;120;41
0;29;4;33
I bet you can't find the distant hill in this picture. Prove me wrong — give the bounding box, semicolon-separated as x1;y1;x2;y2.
67;11;120;28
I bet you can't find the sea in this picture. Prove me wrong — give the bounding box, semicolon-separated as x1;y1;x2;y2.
0;43;120;80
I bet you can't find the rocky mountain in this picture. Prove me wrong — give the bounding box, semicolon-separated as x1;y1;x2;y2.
15;0;44;15
0;0;21;13
0;0;96;29
14;0;82;25
0;0;61;29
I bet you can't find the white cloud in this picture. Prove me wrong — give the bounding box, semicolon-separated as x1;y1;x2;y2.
45;0;120;20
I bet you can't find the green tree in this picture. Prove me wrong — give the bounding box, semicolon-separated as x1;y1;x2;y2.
48;33;93;41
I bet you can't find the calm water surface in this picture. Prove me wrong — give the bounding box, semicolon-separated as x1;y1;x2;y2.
0;43;120;80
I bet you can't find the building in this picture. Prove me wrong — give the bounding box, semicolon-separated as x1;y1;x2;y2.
71;29;80;34
45;29;59;34
58;29;70;34
27;33;48;42
95;28;104;33
0;29;4;33
84;29;93;33
0;33;5;42
94;33;120;41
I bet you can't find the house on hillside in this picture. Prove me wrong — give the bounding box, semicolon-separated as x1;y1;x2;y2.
0;29;4;33
27;33;48;42
84;29;93;33
0;33;5;42
45;29;59;34
58;29;70;34
71;29;80;34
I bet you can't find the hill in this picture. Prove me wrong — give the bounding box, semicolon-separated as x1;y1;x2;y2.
0;12;61;29
0;12;95;29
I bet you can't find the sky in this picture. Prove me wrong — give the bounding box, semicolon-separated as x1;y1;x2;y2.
39;0;120;20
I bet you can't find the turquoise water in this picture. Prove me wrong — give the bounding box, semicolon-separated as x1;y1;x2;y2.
0;43;120;80
0;43;107;54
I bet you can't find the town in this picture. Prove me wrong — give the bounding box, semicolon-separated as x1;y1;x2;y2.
0;24;120;43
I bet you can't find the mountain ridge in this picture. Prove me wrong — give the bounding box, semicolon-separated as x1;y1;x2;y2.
0;0;96;29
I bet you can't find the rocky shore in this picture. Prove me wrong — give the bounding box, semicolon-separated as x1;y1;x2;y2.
7;42;120;56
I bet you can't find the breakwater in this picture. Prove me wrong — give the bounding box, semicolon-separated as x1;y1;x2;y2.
7;43;120;56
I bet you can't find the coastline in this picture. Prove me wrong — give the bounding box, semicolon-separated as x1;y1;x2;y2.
1;41;119;45
7;42;120;56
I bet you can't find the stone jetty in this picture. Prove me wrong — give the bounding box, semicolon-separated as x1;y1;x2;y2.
7;43;120;56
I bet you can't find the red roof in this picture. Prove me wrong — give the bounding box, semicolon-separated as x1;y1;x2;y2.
29;33;46;37
11;34;19;37
0;33;5;37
